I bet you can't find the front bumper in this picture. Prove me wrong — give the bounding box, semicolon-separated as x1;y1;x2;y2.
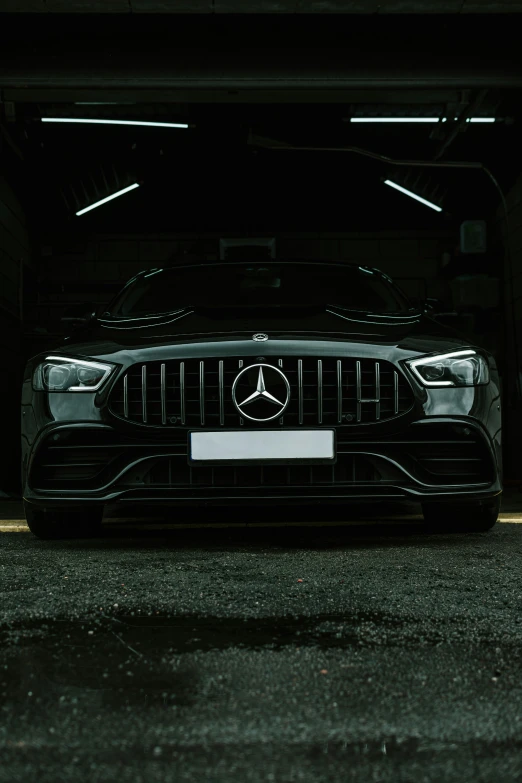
23;417;502;510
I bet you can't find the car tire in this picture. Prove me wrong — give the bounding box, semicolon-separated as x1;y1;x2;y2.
421;496;501;533
24;503;104;540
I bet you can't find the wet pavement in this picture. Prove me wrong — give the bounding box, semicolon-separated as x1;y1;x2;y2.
1;500;522;781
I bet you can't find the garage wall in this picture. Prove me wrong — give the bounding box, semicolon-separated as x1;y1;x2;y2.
0;174;33;493
499;175;522;346
0;176;28;317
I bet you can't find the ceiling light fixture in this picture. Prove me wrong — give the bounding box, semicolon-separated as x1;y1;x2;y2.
76;183;140;216
42;118;189;129
351;118;440;123
350;117;496;123
383;179;442;212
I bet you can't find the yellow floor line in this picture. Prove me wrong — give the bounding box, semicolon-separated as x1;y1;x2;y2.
1;515;522;532
0;519;421;531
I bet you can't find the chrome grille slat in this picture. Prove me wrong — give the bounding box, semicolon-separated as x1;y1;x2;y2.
356;360;362;423
375;362;381;421
317;359;323;424
110;357;414;427
337;360;342;424
160;363;166;426
298;359;303;425
219;360;224;426
180;361;186;425
141;365;147;424
200;360;205;426
123;375;129;419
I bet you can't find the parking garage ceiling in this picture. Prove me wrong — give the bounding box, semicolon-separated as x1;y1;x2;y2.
1;15;522;98
2;0;522;12
2;96;519;233
0;12;521;233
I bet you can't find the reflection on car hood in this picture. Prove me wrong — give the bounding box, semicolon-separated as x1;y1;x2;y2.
59;306;471;358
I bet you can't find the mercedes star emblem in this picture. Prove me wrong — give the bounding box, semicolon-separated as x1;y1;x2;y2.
252;333;268;342
232;364;291;422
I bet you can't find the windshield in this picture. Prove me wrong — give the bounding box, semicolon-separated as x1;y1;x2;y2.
108;262;412;318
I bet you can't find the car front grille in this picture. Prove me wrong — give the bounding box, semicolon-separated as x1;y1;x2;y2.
108;357;414;428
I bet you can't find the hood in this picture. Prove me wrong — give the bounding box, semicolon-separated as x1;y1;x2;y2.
58;305;472;359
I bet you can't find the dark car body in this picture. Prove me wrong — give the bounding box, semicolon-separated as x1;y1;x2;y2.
21;261;502;524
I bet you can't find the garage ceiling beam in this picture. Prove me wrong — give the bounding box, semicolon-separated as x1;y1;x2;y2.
1;88;467;105
2;0;522;11
1;16;522;92
3;76;522;92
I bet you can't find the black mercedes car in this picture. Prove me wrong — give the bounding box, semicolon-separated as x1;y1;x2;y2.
21;260;502;538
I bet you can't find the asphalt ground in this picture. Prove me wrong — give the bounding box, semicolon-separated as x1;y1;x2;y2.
1;492;522;782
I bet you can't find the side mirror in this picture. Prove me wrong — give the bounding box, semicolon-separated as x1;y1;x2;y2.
61;302;97;331
422;297;454;315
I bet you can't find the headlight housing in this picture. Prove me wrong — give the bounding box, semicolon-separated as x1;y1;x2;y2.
32;356;116;392
407;349;489;387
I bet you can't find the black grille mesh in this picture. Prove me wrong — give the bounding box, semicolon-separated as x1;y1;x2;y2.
29;423;495;491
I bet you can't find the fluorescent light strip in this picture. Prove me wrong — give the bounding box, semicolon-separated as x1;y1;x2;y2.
351;117;495;123
441;117;496;123
351;118;440;123
42;118;189;129
383;180;442;213
76;183;140;216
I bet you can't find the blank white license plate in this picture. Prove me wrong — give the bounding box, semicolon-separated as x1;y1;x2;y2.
190;430;335;462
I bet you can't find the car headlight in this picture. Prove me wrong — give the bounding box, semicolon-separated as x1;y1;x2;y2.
407;349;489;387
32;356;116;392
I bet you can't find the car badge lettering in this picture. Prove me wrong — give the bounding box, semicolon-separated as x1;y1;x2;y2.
252;333;268;342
